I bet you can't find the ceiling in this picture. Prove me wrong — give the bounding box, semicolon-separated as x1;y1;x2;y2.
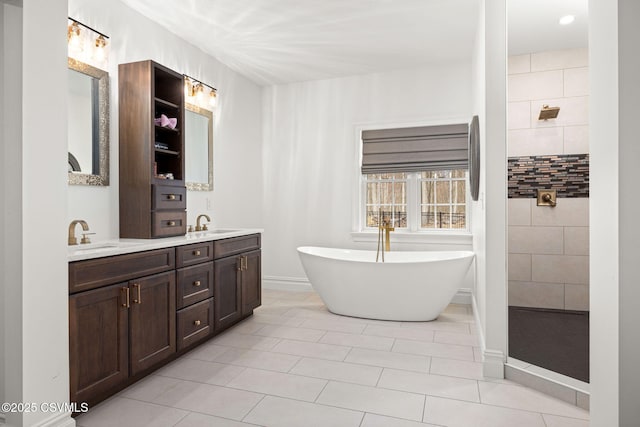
508;0;588;56
121;0;588;86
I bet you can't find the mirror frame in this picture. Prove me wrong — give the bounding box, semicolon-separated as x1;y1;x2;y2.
185;103;214;191
68;57;110;186
469;115;480;201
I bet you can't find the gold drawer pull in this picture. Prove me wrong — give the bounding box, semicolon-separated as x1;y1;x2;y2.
193;280;201;287
167;194;176;200
121;287;130;308
194;320;201;326
133;283;141;304
167;221;176;226
193;250;201;256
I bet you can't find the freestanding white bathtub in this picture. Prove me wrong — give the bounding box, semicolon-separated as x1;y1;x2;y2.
297;247;474;321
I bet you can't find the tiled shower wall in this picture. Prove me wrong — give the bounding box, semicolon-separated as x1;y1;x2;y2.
508;48;589;311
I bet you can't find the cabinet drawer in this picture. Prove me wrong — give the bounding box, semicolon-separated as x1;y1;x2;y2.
176;242;214;268
152;184;186;210
69;248;175;294
214;234;261;259
152;211;186;237
176;262;214;309
177;298;213;350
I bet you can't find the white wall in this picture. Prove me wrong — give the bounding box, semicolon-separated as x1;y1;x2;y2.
67;0;264;239
2;0;72;426
590;0;640;424
472;0;508;378
262;63;473;284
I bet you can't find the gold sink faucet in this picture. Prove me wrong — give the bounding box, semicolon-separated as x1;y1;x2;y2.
195;214;211;231
68;220;91;245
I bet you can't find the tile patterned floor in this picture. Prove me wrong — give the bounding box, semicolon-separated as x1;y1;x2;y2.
76;289;590;427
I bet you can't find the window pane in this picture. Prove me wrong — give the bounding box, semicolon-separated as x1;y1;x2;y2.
393;182;406;204
366;182;378;205
421;171;436;179
451;169;466;178
452;180;466;204
380;182;393;205
435;205;451;228
365;208;379;227
421;180;434;204
435;181;450;204
421;205;436;228
452;205;466;229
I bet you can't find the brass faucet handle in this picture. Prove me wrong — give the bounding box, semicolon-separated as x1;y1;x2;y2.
188;225;194;233
80;232;96;244
202;224;208;231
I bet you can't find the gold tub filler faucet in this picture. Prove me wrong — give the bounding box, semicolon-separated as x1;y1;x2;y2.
376;210;395;262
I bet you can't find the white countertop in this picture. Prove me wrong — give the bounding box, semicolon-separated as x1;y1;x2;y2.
68;228;263;262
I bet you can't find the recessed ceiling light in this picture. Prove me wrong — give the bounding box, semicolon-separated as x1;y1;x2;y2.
559;15;575;25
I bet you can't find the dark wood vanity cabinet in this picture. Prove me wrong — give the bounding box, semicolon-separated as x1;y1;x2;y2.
118;60;186;238
69;283;128;405
69;249;176;406
213;234;262;331
129;271;176;375
69;234;261;409
176;242;215;350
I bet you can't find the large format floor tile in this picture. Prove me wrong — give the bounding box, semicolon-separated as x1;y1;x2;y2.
243;395;363;427
345;347;430;373
289;357;382;386
226;367;327;401
423;396;546;427
75;397;188;427
90;288;589;426
316;381;425;421
378;368;481;402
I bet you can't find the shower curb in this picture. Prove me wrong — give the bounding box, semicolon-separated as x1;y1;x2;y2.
504;363;590;411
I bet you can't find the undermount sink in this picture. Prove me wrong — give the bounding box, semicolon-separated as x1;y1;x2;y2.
204;229;239;234
68;242;121;254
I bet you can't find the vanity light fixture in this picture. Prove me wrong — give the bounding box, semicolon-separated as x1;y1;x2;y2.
67;21;82;51
67;17;110;69
209;88;218;107
184;75;218;111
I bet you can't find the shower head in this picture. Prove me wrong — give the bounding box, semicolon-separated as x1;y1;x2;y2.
538;105;560;120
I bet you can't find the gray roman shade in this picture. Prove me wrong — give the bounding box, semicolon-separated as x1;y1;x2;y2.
361;123;469;174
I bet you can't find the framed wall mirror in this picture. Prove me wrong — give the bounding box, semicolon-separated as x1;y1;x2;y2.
68;57;109;186
185;103;213;191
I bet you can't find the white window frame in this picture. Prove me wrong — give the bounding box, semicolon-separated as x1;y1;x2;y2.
360;171;469;233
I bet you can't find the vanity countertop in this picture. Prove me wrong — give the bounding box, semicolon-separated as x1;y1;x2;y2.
68;228;263;262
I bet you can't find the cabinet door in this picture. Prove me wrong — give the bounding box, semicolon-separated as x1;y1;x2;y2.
129;271;176;375
214;256;242;331
69;283;129;404
241;250;262;316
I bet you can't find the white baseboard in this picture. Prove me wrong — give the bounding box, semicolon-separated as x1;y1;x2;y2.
451;287;472;305
471;294;505;379
263;276;312;291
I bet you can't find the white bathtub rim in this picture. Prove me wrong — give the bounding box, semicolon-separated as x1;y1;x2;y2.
297;246;475;264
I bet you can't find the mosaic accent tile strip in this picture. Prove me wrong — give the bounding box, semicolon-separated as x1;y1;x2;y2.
508;154;589;198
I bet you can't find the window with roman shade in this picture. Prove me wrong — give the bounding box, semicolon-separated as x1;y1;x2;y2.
361;123;469;174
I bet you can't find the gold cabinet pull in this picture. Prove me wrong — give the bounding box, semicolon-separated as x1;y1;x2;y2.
121;287;130;308
237;257;243;271
242;255;248;271
193;280;201;287
167;221;176;227
193;250;201;256
194;320;201;326
167;194;176;200
133;283;141;304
